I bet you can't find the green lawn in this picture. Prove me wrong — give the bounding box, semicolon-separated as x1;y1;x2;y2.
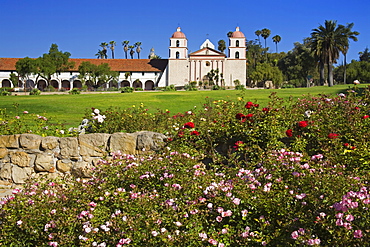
0;85;358;128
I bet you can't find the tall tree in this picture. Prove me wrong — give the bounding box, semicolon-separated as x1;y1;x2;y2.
109;41;116;59
34;44;74;87
99;42;108;59
359;48;370;62
15;57;37;88
272;35;281;53
227;31;233;38
261;28;271;50
135;42;142;59
122;41;130;59
217;40;226;53
78;61;119;88
95;50;105;59
309;20;359;86
255;30;262;45
129;45;135;59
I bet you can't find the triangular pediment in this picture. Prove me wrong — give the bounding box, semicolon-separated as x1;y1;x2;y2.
189;47;226;57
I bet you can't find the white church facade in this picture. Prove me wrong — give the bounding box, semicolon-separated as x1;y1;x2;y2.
0;27;246;90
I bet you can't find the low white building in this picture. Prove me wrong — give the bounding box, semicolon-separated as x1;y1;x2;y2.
0;27;246;90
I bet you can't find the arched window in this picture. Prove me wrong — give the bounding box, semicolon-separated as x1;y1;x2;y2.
176;52;180;59
235;51;239;59
176;40;180;47
236;40;239;47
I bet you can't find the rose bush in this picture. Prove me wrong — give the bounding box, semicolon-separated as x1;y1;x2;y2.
1;86;370;245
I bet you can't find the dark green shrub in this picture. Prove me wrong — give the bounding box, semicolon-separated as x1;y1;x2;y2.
68;88;81;95
121;87;134;93
29;88;41;95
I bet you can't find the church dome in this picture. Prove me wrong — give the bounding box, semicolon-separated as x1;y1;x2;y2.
171;27;186;38
231;27;245;38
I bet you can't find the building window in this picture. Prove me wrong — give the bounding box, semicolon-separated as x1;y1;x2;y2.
236;40;239;47
235;51;239;59
176;52;180;59
176;40;180;47
205;61;210;66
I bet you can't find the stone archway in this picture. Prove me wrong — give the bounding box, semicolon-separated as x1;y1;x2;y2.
121;80;130;87
37;80;47;91
50;79;59;89
133;80;142;89
61;80;70;89
145;80;154;90
1;79;11;88
73;80;82;89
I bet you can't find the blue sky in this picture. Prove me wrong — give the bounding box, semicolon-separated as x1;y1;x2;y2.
1;0;369;63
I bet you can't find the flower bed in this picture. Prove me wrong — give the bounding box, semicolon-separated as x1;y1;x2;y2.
1;87;370;245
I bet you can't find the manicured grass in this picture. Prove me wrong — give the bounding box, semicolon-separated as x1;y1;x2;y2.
0;85;359;128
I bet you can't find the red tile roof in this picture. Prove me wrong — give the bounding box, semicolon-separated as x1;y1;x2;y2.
0;58;168;72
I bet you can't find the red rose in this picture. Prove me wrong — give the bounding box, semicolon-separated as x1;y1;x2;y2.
362;115;369;119
184;122;195;129
190;131;200;136
245;101;254;109
233;141;244;151
286;129;293;137
236;113;245;120
328;133;339;139
245;113;253;119
178;131;184;137
262;107;270;113
254;104;259;108
298;121;308;128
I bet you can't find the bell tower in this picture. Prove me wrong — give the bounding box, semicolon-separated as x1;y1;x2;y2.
169;27;188;59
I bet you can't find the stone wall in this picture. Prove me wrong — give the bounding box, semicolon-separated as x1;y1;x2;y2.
0;131;167;184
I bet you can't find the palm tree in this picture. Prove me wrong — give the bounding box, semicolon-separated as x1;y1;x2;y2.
261;28;271;50
122;41;129;59
135;42;142;59
272;35;281;53
129;45;135;59
309;20;359;86
95;50;105;59
255;30;262;45
99;42;108;59
109;41;116;59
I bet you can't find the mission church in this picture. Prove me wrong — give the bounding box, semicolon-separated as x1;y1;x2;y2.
0;27;246;90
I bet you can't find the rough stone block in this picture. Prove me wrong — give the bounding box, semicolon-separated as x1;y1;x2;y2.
41;136;60;150
79;133;110;157
56;160;72;173
0;163;12;180
109;132;136;154
0;148;8;159
72;161;92;178
12;166;33;184
0;135;19;148
60;137;79;158
10;151;31;167
136;131;167;151
34;154;55;172
19;134;42;150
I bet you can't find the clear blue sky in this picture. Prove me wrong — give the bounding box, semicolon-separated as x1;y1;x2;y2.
1;0;369;63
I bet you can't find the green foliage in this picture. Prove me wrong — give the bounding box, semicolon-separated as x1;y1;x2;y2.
250;63;283;88
2;88;370;245
163;85;176;91
45;84;57;92
29;88;41;95
78;61;119;87
121;87;134;93
134;87;143;91
184;81;198;91
0;106;69;136
335;60;370;84
9;73;19;87
68;88;81;95
0;88;11;96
